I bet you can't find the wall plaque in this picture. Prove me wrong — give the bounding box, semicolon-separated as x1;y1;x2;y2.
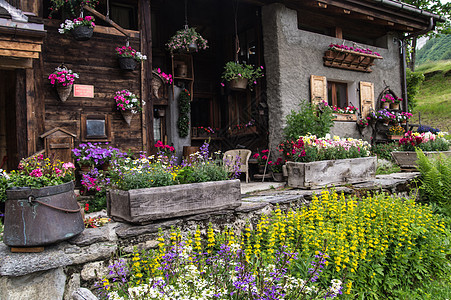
73;84;94;98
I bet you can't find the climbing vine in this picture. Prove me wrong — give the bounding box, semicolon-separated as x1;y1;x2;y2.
177;89;191;138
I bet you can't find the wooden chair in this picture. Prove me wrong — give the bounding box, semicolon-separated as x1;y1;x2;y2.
223;149;252;183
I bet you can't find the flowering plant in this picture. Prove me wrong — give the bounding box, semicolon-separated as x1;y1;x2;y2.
49;0;99;19
153;68;172;84
321;101;357;114
388;124;405;136
48;66;79;86
398;131;450;152
166;27;208;53
268;157;284;173
72;142;126;167
58;16;95;34
114;90;143;114
0;169;9;203
285;134;371;163
369;109;396;122
197;126;217;134
328;43;381;56
115;46;147;62
221;62;264;91
2;155;75;193
252;149;269;166
381;94;402;104
395;111;412;123
154;141;175;157
84;216;110;228
356;118;369;128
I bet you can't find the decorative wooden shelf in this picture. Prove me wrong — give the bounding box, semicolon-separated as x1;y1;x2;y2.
323;47;383;73
333;113;357;121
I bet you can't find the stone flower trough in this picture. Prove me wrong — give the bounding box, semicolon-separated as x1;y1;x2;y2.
107;179;242;224
286;156;377;189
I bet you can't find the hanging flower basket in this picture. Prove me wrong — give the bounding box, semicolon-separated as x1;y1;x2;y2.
115;90;143;125
118;57;137;71
72;25;94;41
121;110;134;125
229;78;248;90
56;84;73;102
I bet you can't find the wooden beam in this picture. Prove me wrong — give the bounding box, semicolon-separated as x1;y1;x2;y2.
83;5;130;37
0;57;32;69
26;68;36;155
0;49;39;59
333;26;342;39
0;41;41;52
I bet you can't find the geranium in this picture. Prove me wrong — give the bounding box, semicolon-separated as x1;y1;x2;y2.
115;46;147;62
153;68;172;84
154;141;175;157
166;27;208;53
48;66;79;86
221;62;264;91
268;157;284;173
58;16;95;34
321;101;357;114
328;43;381;56
381;94;402;104
114;90;144;114
252;149;269;166
357;118;369;128
395;111;413;123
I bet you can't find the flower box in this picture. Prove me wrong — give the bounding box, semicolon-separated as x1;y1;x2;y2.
107;179;241;224
387;135;403;140
286;156;377;189
323;47;383;73
391;151;451;169
333;113;357;122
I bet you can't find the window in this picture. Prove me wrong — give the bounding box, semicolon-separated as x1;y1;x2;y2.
327;81;348;108
81;114;111;142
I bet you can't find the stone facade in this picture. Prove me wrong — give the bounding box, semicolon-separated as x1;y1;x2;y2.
262;3;403;152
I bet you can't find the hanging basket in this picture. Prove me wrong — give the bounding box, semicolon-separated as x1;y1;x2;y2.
390;103;400;110
72;26;94;41
121;110;134;125
229;78;248;91
56;84;73;102
118;57;137;71
188;42;198;52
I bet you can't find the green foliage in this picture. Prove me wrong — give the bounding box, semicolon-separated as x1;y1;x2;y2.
406;68;425;111
110;162;174;191
376;161;401;175
371;143;398;161
85;191;107;213
221;61;264;90
0;172;7;203
416;149;451;217
176;161;229;184
283;101;334;140
416;35;451;66
177;89;191;138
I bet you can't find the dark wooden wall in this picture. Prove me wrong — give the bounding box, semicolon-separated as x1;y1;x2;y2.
41;20;144;153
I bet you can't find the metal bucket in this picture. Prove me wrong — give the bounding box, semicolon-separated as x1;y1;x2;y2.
3;181;84;247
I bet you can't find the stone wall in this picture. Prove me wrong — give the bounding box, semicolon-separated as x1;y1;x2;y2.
261;3;403;152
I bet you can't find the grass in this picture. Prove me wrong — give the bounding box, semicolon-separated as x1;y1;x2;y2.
411;60;451;132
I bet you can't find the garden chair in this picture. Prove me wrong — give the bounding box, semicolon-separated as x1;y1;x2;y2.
223;149;252;183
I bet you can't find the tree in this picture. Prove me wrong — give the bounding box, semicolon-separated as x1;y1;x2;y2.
401;0;451;71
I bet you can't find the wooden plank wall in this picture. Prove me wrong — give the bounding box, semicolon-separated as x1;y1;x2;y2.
42;21;144;153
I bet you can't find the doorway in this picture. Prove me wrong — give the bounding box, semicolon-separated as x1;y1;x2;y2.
0;70;18;171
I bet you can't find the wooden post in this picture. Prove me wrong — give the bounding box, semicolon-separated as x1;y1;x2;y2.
15;69;28;161
140;0;154;155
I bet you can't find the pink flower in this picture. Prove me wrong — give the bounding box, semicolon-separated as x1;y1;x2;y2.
30;169;43;177
63;162;75;169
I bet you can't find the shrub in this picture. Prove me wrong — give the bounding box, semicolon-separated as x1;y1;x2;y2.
416;148;451;217
406;68;425;111
371;143;399;161
284;101;334;140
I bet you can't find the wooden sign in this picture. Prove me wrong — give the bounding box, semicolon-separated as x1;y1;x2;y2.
73;84;94;98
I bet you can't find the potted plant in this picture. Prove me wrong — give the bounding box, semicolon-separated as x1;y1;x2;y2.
48;65;79;102
392;131;450;168
397;111;412;125
166;26;208;53
115;46;147;71
49;0;99;19
72;142;126;171
320;101;358;121
268;157;285;182
369;109;396;126
114;90;144;125
58;16;96;41
387;124;405;140
221;62;264;91
356;118;369;129
1;154;84;247
252;149;270;174
284;134;375;188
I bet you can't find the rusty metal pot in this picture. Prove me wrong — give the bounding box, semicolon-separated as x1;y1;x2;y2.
3;181;84;247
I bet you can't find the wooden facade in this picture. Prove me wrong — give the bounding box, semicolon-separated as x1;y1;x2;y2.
0;0;441;170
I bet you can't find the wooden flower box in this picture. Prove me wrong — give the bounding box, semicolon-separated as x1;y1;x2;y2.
391;151;451;169
387;135;403;140
107;179;241;224
323;48;383;73
333;113;357;122
286;156;377;189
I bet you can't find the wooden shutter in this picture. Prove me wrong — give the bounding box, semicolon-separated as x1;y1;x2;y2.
359;81;374;119
310;75;327;107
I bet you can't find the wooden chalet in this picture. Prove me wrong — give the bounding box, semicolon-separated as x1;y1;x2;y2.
0;0;443;170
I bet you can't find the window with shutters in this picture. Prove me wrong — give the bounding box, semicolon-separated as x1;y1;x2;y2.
327;81;348;108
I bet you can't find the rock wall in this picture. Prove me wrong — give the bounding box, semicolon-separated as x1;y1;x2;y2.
261;3;403;152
